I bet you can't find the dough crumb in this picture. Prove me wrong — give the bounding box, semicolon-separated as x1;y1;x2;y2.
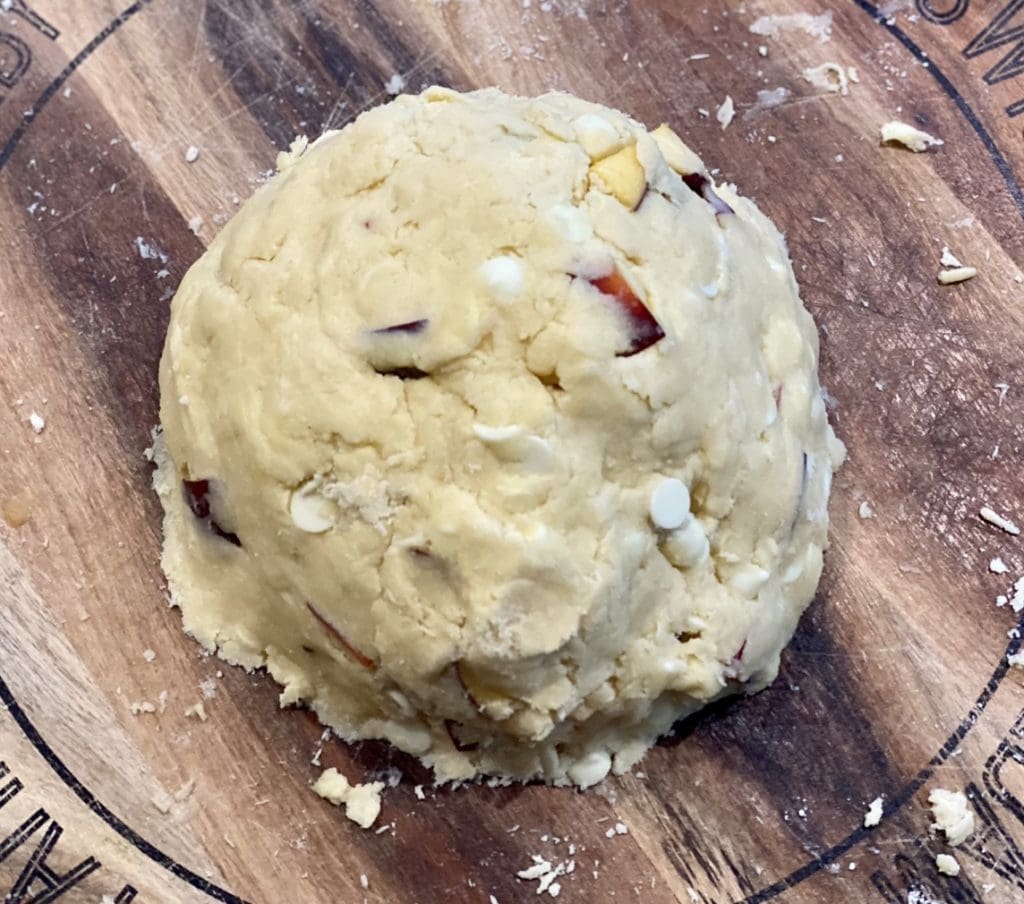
928;788;974;846
174;778;196;802
517;855;567;896
980;506;1021;536
385;74;406;95
938;266;977;285
802;62;850;95
28;412;45;434
184;701;208;721
151;789;174;814
142;648;157;662
1005;576;1024;613
130;701;156;715
940;246;963;268
717;95;735;130
184;145;200;163
990;557;1009;575
935;852;960;876
880;121;943;152
863;796;884;827
750;12;833;42
3;496;32;528
187;215;203;235
312;767;384;829
858;500;874;519
1007;652;1024;670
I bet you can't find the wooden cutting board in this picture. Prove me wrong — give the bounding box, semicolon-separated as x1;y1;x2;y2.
2;1;1024;901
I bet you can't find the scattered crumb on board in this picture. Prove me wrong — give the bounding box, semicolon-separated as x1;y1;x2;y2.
863;796;884;828
312;767;384;829
3;496;31;528
749;12;833;42
980;506;1021;536
938;266;977;285
802;62;853;95
880;121;943;152
184;701;208;721
717;96;735;130
928;788;975;846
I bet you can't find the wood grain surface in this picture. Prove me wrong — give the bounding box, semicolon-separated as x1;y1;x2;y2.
1;1;1024;902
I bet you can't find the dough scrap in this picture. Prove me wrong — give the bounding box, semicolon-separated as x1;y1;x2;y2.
312;768;384;829
880;121;943;152
928;788;974;846
155;87;843;786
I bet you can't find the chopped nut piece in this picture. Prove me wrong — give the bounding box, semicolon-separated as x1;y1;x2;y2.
589;144;647;210
651;124;704;176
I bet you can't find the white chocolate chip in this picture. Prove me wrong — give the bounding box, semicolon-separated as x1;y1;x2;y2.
663;519;709;569
729;564;771;598
473;424;553;472
479;255;524;301
650;479;691;530
473;423;524;443
289;478;336;533
566;750;611;789
547;203;593;243
572;113;624;159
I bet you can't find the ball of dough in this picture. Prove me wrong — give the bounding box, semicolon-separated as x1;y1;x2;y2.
155;87;844;786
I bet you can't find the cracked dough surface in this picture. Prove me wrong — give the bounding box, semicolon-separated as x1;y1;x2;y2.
155;86;844;786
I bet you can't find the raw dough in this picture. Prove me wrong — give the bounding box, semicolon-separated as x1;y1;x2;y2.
928;788;974;846
311;768;384;828
154;87;843;786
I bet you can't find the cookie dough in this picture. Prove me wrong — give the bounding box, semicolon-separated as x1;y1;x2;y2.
154;87;844;786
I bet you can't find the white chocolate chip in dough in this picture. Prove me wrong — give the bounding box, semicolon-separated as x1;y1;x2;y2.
572;113;624;159
729;564;771;598
650;478;691;530
663;519;710;569
566;749;611;788
289;478;336;533
473;423;524;444
546;203;593;243
479;255;524;301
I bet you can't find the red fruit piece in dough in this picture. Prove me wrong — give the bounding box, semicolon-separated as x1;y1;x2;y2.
681;172;735;217
733;639;747;663
444;719;479;752
370;318;429;336
306;602;377;671
589;270;665;357
182;479;241;547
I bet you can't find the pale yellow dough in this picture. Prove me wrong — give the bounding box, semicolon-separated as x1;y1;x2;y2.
155;87;844;786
